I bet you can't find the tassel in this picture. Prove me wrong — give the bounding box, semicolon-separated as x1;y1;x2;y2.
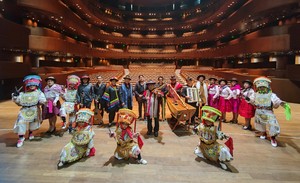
284;103;291;121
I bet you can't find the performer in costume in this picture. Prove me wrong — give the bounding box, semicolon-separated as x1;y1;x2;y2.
120;75;133;110
218;79;233;123
168;76;183;96
194;106;233;170
239;80;255;130
134;75;147;120
42;76;65;134
93;75;106;123
195;75;208;107
252;77;291;147
207;77;219;108
12;74;46;148
229;78;241;124
57;108;95;169
144;80;163;137
60;75;80;133
181;77;198;126
102;77;121;127
156;76;168;121
109;108;147;164
77;74;94;108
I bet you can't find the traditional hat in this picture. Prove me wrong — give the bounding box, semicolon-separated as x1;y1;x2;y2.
242;79;253;86
253;76;271;88
209;77;217;81
197;75;206;80
230;78;238;82
123;75;131;80
170;76;176;80
146;80;156;85
201;106;222;123
81;74;90;79
117;108;138;125
23;74;42;87
186;77;193;82
218;78;227;84
110;76;119;81
67;75;80;88
45;76;56;82
75;108;94;123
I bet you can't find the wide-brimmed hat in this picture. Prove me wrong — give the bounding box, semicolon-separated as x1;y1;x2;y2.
186;77;193;82
123;75;131;80
45;76;56;82
197;75;206;80
110;77;119;81
218;78;227;84
146;80;156;85
209;77;217;81
242;79;253;86
170;76;176;80
230;78;238;82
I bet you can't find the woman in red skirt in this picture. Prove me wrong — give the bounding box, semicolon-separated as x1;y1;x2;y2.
218;79;233;122
239;80;255;130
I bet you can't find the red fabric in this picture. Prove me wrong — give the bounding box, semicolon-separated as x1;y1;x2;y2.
121;126;133;140
239;98;255;118
89;147;96;156
218;96;232;112
137;135;144;149
224;137;234;156
230;84;241;91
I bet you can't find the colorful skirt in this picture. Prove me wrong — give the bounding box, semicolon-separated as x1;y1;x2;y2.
239;98;255;118
208;94;219;109
229;98;240;113
218;97;232;113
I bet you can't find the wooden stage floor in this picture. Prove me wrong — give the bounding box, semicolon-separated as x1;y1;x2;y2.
0;99;300;183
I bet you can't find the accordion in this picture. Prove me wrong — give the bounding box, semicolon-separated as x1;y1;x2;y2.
187;87;200;103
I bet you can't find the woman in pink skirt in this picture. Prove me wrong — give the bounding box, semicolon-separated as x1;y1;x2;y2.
239;80;255;130
218;79;233;122
207;78;219;108
229;78;241;124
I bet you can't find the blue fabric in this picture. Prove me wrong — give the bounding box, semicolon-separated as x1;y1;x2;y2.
120;83;133;109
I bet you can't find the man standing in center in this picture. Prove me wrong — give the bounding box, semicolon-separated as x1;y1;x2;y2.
134;75;146;120
93;75;106;123
120;75;133;110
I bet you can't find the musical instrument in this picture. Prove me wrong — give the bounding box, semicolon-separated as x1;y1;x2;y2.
187;87;200;103
93;98;103;125
166;84;196;131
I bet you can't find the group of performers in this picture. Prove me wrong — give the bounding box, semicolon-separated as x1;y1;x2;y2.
11;73;291;170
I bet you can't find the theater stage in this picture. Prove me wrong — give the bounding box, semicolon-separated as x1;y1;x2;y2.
0;100;299;183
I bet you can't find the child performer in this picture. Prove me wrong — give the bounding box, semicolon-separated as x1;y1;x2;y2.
42;76;65;134
57;108;95;169
60;75;80;133
252;77;291;147
239;80;255;130
218;79;233;123
207;78;219;108
109;109;147;164
144;80;163;137
229;78;241;124
12;74;46;148
194;106;233;170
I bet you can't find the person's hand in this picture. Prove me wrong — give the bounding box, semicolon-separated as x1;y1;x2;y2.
53;102;57;106
133;132;140;138
109;132;115;138
185;96;190;99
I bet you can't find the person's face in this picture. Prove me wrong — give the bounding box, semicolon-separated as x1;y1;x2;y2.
187;80;193;86
69;83;76;88
29;85;37;91
125;78;130;84
198;77;204;82
243;82;250;89
47;79;54;86
139;76;144;82
158;78;163;83
210;79;215;85
111;80;117;85
148;84;155;90
82;78;88;84
97;77;103;83
231;81;237;86
170;79;176;84
258;86;268;93
220;81;226;86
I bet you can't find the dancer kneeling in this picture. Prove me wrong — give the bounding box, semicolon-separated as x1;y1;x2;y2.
57;108;95;169
194;106;233;170
109;108;147;165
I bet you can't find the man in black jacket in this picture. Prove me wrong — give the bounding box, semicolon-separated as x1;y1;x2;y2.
134;75;146;120
93;75;106;122
77;74;94;108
